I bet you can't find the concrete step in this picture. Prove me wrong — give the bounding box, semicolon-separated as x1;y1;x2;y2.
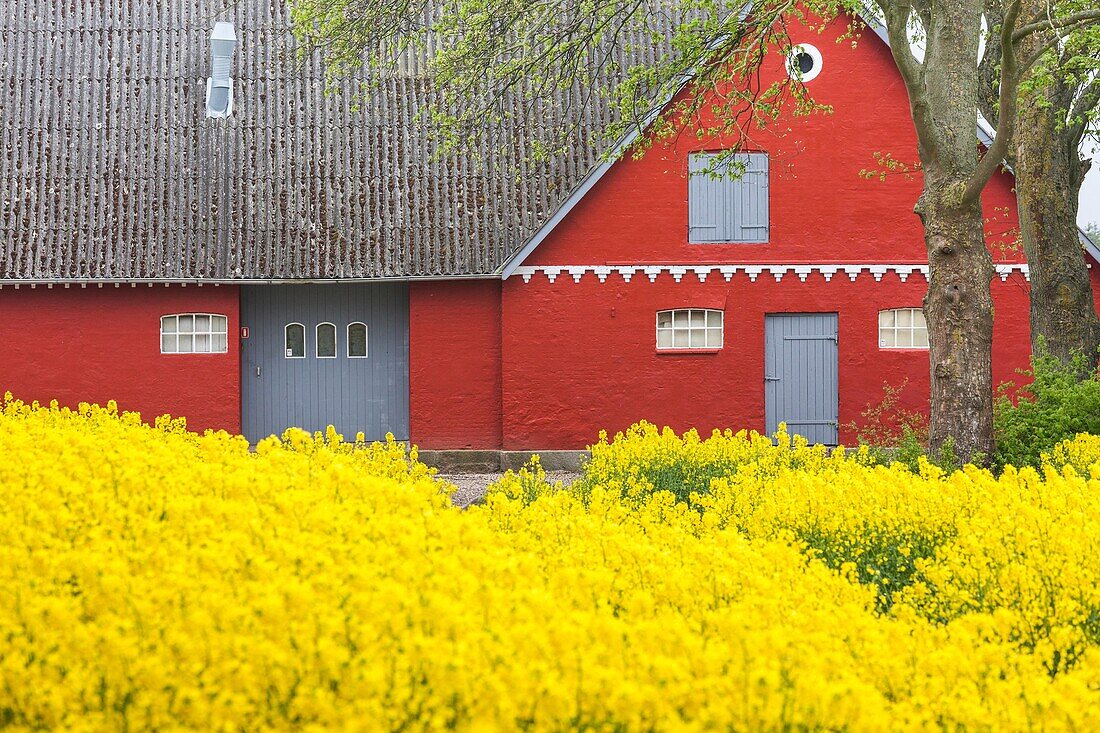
417;449;589;473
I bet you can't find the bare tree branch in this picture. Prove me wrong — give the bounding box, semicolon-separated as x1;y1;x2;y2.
966;0;1023;203
1012;8;1100;42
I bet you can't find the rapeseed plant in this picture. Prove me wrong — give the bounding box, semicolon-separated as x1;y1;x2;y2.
3;398;1100;730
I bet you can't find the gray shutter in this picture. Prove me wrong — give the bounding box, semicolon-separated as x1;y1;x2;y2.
734;153;769;242
688;153;724;242
689;152;769;243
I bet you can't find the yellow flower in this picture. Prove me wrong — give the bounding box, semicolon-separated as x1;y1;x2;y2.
3;396;1100;730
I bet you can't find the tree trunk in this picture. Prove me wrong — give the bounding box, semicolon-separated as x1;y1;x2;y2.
884;0;996;464
1014;84;1100;372
918;180;997;462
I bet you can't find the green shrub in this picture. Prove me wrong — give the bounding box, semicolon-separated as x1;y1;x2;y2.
993;351;1100;471
844;378;928;449
846;380;962;473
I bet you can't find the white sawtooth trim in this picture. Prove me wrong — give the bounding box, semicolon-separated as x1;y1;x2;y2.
509;263;1031;284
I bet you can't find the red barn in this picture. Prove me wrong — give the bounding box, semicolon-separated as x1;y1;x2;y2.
3;1;1098;453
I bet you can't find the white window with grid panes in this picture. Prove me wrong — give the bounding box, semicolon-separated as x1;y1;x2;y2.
161;314;228;354
656;309;724;349
879;308;928;349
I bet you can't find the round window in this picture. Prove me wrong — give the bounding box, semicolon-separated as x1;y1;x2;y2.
786;43;823;82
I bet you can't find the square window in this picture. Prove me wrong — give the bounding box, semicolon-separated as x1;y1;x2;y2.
878;309;928;350
161;313;228;354
657;309;724;351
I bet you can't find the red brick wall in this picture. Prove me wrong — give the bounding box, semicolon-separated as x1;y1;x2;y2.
501;274;1045;449
0;285;241;433
409;280;503;449
494;12;1093;450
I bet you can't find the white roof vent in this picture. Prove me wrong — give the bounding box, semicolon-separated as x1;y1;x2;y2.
206;22;238;118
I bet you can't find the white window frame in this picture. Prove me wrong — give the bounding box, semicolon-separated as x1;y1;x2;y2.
160;313;228;355
347;322;368;359
316;322;337;359
786;43;823;82
285;322;306;359
879;308;929;349
656;309;724;350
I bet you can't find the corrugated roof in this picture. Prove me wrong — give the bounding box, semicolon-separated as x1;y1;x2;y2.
9;2;1089;283
0;0;634;281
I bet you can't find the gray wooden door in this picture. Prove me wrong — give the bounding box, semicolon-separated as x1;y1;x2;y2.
240;283;409;443
764;313;839;445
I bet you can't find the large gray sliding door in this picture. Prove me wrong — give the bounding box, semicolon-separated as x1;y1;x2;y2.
241;283;409;443
764;313;839;445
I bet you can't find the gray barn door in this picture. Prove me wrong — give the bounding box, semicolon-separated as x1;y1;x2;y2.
240;283;409;443
764;313;839;445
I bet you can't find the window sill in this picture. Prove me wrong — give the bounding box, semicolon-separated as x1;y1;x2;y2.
878;348;929;352
656;348;722;355
687;241;769;245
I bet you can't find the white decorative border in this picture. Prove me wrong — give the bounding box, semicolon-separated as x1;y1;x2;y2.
511;263;1032;284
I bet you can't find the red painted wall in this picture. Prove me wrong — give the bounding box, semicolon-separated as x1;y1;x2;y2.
0;285;240;433
497;11;1100;450
502;274;1047;449
409;280;503;449
524;16;1024;269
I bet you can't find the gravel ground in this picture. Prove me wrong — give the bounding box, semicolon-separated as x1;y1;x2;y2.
440;471;580;508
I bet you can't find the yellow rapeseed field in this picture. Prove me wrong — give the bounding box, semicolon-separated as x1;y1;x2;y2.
3;396;1100;730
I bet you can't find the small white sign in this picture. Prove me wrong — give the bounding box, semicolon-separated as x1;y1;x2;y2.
286;349;293;357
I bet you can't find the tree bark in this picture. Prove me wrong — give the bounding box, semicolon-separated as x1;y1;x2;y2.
918;179;997;462
1013;71;1100;372
876;0;999;463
